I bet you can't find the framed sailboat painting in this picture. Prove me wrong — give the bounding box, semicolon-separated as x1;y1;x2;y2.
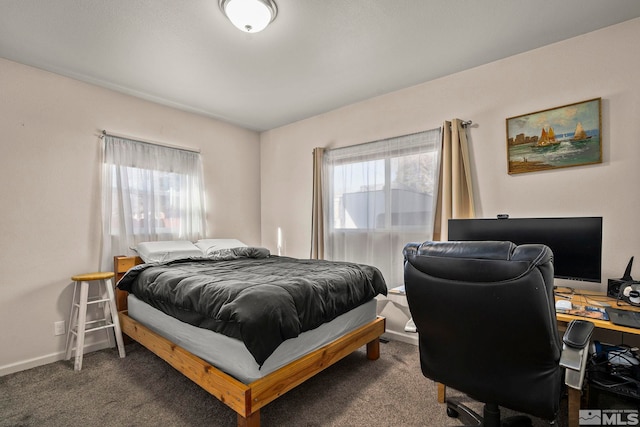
506;98;602;174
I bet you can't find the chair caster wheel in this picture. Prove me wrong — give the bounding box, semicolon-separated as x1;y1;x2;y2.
447;406;459;418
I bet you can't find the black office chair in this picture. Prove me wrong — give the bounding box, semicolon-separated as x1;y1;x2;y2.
403;241;594;426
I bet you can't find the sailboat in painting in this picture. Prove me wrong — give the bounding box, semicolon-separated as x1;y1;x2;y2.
571;122;591;146
571;122;592;143
533;126;561;150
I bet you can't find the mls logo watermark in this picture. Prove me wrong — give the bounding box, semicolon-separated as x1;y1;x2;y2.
580;409;639;426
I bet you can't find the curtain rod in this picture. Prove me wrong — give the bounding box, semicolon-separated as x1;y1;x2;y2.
100;130;201;154
450;120;473;128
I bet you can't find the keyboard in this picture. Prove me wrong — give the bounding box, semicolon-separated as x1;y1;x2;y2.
605;307;640;329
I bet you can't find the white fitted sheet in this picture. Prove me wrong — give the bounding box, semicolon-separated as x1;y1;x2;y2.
127;295;377;384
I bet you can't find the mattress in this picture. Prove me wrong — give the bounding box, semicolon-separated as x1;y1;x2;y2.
127;294;378;384
118;252;387;365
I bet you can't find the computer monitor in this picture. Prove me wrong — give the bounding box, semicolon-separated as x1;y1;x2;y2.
448;216;603;283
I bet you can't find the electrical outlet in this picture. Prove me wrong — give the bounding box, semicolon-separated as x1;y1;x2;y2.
54;321;65;336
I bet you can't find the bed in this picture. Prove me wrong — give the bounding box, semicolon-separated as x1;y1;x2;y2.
113;240;387;427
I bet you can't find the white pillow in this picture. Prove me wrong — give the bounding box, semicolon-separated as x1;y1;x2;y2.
195;239;248;255
135;240;203;263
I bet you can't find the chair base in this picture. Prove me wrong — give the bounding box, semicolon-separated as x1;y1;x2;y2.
446;399;534;427
446;397;482;426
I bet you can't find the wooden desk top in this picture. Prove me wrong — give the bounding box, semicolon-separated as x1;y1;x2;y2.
555;290;640;335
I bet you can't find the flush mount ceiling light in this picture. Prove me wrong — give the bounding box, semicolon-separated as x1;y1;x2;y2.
219;0;277;33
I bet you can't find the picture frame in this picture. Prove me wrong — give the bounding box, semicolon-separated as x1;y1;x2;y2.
506;98;602;174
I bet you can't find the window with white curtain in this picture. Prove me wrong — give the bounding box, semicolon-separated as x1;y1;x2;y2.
323;128;442;287
100;135;206;269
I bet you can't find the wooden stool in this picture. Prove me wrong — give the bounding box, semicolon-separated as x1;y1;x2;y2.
65;272;125;371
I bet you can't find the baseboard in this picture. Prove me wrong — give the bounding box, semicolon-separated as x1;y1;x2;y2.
0;340;111;377
383;329;418;346
2;331;416;377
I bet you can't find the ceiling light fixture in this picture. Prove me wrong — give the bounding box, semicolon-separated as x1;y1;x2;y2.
219;0;277;33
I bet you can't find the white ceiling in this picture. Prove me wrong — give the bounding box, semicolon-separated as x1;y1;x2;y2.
2;1;640;132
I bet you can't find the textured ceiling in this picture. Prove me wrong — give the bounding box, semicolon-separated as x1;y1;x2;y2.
1;0;640;131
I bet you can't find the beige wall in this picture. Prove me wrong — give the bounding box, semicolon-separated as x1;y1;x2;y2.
261;19;640;341
3;17;640;373
0;58;261;374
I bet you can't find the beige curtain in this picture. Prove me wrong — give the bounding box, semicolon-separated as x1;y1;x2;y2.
433;119;475;241
310;147;325;259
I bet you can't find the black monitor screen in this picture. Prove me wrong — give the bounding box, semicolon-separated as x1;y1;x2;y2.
448;217;603;283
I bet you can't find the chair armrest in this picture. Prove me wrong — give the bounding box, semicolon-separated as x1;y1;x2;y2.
563;320;595;349
559;320;594;390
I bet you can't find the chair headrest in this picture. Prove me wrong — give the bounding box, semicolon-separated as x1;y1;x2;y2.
404;240;516;260
403;241;553;283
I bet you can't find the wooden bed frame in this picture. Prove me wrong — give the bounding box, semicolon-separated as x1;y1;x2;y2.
114;255;386;427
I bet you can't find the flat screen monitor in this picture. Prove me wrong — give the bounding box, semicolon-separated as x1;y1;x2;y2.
448;216;603;283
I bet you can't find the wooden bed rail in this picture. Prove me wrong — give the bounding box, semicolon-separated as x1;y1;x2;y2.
113;254;386;427
119;312;385;426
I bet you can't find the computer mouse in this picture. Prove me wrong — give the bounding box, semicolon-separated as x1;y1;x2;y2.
555;300;572;311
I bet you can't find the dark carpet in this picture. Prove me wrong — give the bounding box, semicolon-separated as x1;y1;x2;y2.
0;340;563;426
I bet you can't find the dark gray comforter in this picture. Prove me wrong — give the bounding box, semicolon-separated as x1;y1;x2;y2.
117;247;387;366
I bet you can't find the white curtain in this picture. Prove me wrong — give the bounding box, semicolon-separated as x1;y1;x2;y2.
322;129;442;287
100;136;207;269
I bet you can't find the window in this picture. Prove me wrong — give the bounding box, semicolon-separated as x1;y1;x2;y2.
323;129;442;286
106;166;196;237
100;135;206;268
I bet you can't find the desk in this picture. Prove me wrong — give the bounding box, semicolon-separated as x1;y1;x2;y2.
555;291;640;335
435;291;640;427
555;291;640;427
